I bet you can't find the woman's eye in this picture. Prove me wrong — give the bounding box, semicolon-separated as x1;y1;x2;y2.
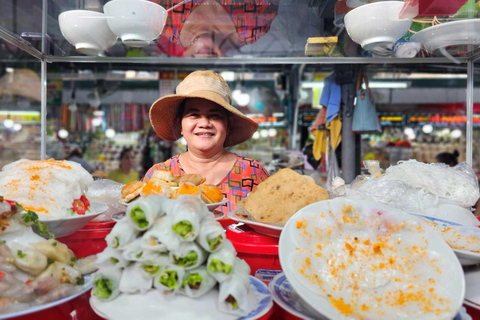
210;114;222;119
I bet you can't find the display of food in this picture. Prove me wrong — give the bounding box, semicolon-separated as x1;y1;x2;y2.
120;170;225;205
0;197;96;315
281;199;463;320
0;159;94;219
239;168;329;224
93;195;253;317
421;218;480;253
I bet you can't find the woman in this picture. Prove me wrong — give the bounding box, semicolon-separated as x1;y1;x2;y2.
145;70;269;213
107;148;140;184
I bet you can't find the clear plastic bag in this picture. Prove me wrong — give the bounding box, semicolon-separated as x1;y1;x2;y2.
86;179;125;222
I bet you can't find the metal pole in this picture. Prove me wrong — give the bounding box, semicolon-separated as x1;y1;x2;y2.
466;60;474;166
341;81;357;183
40;0;48;160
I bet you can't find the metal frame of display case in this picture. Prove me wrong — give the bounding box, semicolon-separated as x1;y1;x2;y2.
0;1;478;177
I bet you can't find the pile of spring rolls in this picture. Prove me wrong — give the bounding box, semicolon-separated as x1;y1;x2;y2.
92;195;253;316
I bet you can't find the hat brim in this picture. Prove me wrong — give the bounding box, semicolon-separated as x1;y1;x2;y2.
149;91;258;147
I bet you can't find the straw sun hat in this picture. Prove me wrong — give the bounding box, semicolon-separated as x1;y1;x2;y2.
149;70;258;147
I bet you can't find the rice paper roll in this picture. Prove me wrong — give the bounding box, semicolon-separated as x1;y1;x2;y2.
37;261;83;285
169;242;207;270
119;263;153;294
207;239;236;282
181;266;217;298
106;219;138;249
167;195;209;241
9;242;47;276
138;254;170;278
141;217;181;252
153;265;185;294
92;268;122;301
218;259;253;317
122;239;161;262
95;247;128;269
33;239;71;264
127;195;167;230
196;218;225;252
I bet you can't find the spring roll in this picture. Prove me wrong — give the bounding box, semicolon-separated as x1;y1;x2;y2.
218;258;252;316
127;195;167;230
9;243;47;276
92;268;122;301
181;266;217;298
138;254;170;278
95;247;128;269
119;263;153;294
106;219;139;249
169;242;207;270
122;239;161;262
196;218;225;252
207;239;236;282
153;265;185;294
167;195;210;241
140;217;181;252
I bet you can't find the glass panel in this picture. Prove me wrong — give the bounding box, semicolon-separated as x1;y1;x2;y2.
46;0;480;59
0;0;43;49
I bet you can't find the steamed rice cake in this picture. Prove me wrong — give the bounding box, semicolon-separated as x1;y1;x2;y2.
242;168;328;224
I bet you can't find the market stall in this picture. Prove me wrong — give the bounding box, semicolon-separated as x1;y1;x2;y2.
1;0;480;319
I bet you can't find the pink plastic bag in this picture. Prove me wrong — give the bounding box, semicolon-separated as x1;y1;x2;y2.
399;0;467;19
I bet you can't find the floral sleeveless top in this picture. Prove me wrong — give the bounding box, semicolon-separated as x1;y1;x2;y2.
144;154;269;213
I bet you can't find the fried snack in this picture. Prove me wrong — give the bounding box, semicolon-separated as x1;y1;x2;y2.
199;184;223;204
179;174;206;186
150;169;179;187
140;180;172;198
242;168;328;224
171;183;199;199
121;180;144;203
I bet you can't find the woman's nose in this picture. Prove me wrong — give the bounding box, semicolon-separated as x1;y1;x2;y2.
198;116;211;127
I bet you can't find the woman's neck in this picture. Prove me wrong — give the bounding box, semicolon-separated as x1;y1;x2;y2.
184;149;225;168
120;166;131;175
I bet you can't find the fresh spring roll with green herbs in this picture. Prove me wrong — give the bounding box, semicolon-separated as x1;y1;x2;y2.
119;263;153;294
138;254;170;278
196;217;225;252
127;195;167;231
169;242;207;270
218;258;252;316
122;238;162;262
92;268;122;301
153;265;185;294
105;219;139;249
140;217;181;252
167;195;210;241
180;266;217;298
95;247;128;269
206;239;237;282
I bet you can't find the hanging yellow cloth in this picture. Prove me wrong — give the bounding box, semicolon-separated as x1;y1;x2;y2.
313;129;327;161
326;115;342;151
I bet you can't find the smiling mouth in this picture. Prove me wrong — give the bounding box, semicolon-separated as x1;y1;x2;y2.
195;133;214;137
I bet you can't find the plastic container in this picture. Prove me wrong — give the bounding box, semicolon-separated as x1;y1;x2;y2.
57;220;116;258
226;223;282;283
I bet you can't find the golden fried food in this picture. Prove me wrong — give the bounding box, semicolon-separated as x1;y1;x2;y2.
140;180;172;198
121;180;145;203
198;184;224;204
242;168;328;224
150;169;178;187
171;183;199;199
178;174;206;186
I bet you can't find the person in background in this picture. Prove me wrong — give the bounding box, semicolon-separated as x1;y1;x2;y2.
145;70;269;213
435;150;459;167
67;147;95;173
107;148;140;184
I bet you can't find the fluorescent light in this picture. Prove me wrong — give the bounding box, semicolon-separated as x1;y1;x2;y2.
220;71;235;82
93;111;105;117
364;82;409;89
301;82;324;89
374;72;467;80
125;71;137;79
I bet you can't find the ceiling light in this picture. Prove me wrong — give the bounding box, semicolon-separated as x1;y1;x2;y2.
58;129;69;139
5;67;13;73
220;71;235;82
451;129;462;139
92;118;103;127
260;129;268;138
13;123;22;131
105;128;116;138
422;124;433;134
252;131;260;140
268;128;277;137
3;119;13;128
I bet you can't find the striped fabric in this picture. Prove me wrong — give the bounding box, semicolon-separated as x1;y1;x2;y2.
144;154;269;213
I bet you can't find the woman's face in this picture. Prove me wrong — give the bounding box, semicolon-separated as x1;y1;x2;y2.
181;99;229;153
121;151;136;171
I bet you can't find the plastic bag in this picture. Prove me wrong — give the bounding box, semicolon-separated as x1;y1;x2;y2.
86;179;125;222
326;144;339;192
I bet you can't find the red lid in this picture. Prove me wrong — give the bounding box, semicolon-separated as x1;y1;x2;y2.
81;220;116;230
226;223;279;255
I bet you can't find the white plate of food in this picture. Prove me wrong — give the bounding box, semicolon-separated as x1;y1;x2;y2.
90;275;272;320
226;212;282;238
39;202;109;238
0;273;92;319
410;213;480;266
279;198;465;320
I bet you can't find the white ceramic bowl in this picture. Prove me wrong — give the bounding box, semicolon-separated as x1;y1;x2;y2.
344;1;412;50
39;202;109;238
104;0;167;47
58;10;118;55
